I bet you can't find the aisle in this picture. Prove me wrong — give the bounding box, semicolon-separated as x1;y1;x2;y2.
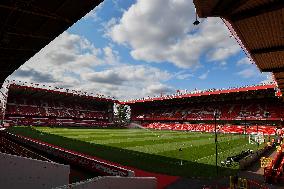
239;148;283;189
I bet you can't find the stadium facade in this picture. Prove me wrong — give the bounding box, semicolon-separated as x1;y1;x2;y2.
123;84;283;135
2;82;283;135
3;83;116;127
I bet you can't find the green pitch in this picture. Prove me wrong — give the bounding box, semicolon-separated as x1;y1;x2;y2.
8;126;264;177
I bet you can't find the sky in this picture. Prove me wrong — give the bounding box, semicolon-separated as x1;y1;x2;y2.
7;0;272;100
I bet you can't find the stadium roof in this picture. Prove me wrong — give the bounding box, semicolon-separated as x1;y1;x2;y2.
122;84;279;105
8;84;116;104
0;0;103;85
193;0;284;94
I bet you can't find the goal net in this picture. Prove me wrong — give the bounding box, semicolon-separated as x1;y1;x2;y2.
249;133;265;144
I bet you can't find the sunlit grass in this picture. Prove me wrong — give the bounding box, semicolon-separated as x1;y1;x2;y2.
8;126;265;177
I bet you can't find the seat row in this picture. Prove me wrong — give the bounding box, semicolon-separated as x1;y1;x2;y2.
6;104;108;120
264;144;284;183
133;102;283;121
4;117;112;127
143;123;277;135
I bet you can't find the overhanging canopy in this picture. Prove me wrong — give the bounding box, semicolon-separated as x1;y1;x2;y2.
0;0;103;84
194;0;284;93
122;84;278;105
8;84;116;104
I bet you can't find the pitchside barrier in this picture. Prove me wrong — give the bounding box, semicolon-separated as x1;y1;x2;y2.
5;132;135;177
239;145;271;170
0;152;69;189
229;177;270;189
54;176;157;189
264;144;284;183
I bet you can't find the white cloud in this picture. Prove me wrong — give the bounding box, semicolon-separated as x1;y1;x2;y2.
101;17;118;36
237;68;257;79
236;56;273;83
207;46;240;62
237;57;252;66
83;64;170;85
198;70;209;80
176;73;193;80
84;1;105;21
83;70;127;85
8;32;172;100
108;0;241;69
260;73;274;84
111;0;124;12
144;83;174;96
174;71;194;80
103;46;119;64
220;61;227;66
236;57;265;79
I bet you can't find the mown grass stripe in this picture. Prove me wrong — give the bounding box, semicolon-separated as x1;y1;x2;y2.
157;138;247;161
100;134;217;148
38;129;200;136
196;143;249;165
105;133;235;148
196;142;265;167
125;135;242;154
36;127;213;136
9;126;251;178
80;133;208;145
40;131;206;139
63;132;210;141
46;131;235;148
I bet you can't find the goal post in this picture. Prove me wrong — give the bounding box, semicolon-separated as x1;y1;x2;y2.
249;133;265;144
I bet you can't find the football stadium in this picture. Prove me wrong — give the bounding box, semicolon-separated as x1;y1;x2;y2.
0;0;284;189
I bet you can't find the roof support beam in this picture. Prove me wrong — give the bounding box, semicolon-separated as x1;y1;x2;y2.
0;4;72;24
211;0;228;15
213;0;248;16
231;0;284;22
0;47;37;52
0;58;28;62
251;46;284;54
276;78;284;82
0;71;15;73
6;32;52;40
263;67;284;73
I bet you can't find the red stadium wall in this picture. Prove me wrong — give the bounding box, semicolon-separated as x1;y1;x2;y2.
5;132;134;177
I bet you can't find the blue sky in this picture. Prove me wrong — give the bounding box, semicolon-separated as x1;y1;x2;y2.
9;0;272;100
